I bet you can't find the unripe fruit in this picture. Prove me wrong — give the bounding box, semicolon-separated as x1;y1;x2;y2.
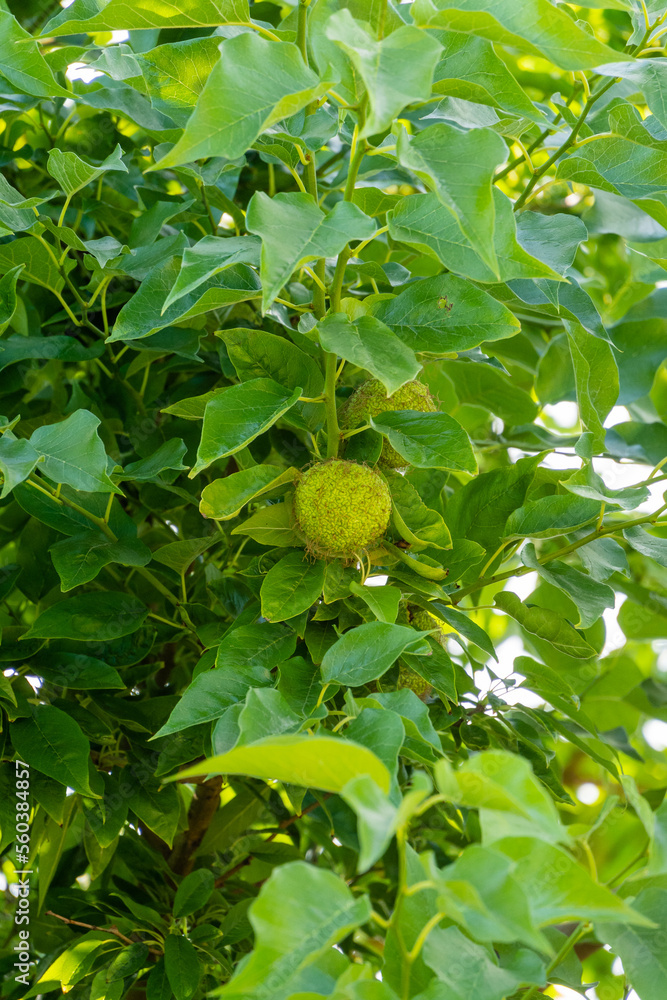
410;607;447;647
338;378;436;468
397;663;432;700
293;459;391;561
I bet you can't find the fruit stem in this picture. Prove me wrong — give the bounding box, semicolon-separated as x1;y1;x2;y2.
324;351;340;458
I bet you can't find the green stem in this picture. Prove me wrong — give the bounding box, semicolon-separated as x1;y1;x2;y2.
513;18;659;211
136;567;181;608
454;503;667;602
407;911;446;963
27;476;117;540
513;77;616;211
377;0;388;39
324;352;340;458
296;0;309;62
520;923;589;1000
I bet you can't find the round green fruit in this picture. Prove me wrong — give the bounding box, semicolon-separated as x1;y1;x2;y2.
338;378;437;468
293;459;392;561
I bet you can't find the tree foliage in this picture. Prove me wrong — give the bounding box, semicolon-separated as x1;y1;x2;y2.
2;2;667;999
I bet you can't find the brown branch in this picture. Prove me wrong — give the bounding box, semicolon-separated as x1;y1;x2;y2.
168;775;224;875
214;856;252;888
45;910;161;955
213;794;333;888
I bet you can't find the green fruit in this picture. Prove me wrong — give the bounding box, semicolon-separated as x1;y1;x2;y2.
293;459;392;561
338;378;437;468
410;609;435;632
397;664;432;700
410;607;447;647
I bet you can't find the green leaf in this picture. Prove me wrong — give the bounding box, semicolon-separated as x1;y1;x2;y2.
49;531;151;592
0;335;104;373
152;35;324;170
443;359;538;425
373;273;519;354
235;687;302;745
31;652;124;691
412;0;629;70
325;11;442;138
430;603;497;661
557;119;667;227
504;494;601;538
495;837;653;925
109;257;261;342
0;237;70;294
349;581;401;624
598;59;667;134
0;432;40;499
445;452;542;552
563;463;649;511
105;943;150;983
598;888;667;1000
168;734;390;794
42;0;250;34
521;543;615;629
121;439;189;483
430;845;550;953
371;411;477;473
0;265;22;333
47;144;127;200
127;773;181;847
173;869;215;918
396;122;508;277
11;705;97;797
435;750;567;844
152;536;217;574
388;189;561;283
190;379;302;477
624;524;667;566
138;37;223;127
152;664;273;738
260;551;325;622
341;774;401;873
163;236;261;311
23;932;117;997
514;655;580;710
384;469;452;550
29;410;117;493
401;637;458;702
247;192;375;311
146;961;171;1000
515;211;589;276
432;30;547;125
566;322;619;451
200;466;299;520
216;624;298;670
495;591;597;659
164;936;201;1000
0;11;70;98
221;327;324;396
22;592;148;641
318;313;420;395
321;621;430;687
220;861;371;999
232;501;302;547
423;925;530;1000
